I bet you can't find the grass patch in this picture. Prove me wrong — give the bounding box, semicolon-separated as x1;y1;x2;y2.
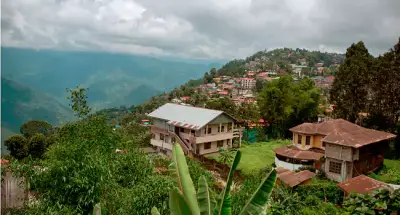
237;139;290;174
384;159;400;169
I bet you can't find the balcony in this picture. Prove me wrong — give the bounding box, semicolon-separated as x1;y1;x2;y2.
151;139;172;150
194;132;234;143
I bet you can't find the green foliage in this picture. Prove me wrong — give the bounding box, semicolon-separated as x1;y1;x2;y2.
66;85;92;119
159;144;277;215
4;134;29;159
28;133;47;158
295;179;344;204
20;120;53;139
343;189;400;214
258;76;321;138
217;148;235;165
198;176;216;215
330;41;374;122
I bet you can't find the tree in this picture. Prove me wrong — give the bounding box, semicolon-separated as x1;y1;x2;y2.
258;76;320;137
329;41;374;122
205;98;237;117
151;144;277;215
20;120;53;139
255;79;264;93
66;85;92;119
4;135;29;159
29;133;47;158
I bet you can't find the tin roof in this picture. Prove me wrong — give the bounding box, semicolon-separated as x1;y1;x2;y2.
289;119;396;148
148;103;234;130
277;168;316;187
274;145;324;160
337;175;388;195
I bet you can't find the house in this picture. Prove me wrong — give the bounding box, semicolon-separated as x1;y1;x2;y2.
148;103;241;155
276;167;316;188
218;91;230;98
240;78;256;89
274;119;396;182
337;175;388;197
247;71;255;76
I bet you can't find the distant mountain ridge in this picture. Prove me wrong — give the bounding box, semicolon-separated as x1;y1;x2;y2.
1;77;74;133
1;47;222;110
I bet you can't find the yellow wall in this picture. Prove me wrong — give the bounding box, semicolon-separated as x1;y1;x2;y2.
293;132;325;149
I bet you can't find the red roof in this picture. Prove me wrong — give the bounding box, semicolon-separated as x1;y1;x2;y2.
241;78;255;81
326;76;335;80
1;159;10;165
290;119;396;148
277;168;316;187
257;72;267;77
247;72;255;76
180;96;191;101
218;91;229;95
274;145;324;160
337;175;388;195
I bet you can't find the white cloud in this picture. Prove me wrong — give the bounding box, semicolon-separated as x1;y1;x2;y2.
2;0;400;59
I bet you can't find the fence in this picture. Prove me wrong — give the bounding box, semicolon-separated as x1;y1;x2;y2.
1;170;28;210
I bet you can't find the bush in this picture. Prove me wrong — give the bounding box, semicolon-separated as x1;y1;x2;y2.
4;135;28;159
29;133;47;159
295;179;344;204
343;189;400;214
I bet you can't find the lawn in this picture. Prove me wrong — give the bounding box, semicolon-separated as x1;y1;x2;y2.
222;140;289;174
384;159;400;169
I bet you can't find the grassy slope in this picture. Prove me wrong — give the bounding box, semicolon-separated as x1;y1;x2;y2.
237;140;291;174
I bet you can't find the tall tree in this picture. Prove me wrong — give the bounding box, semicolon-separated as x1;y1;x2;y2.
329;41;374;122
66;86;92;119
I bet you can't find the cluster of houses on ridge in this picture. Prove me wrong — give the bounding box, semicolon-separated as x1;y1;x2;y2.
147;103;398;195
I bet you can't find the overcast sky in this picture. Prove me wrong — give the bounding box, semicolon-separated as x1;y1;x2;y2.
2;0;400;59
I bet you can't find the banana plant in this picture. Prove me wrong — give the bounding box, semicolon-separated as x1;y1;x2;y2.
153;143;277;215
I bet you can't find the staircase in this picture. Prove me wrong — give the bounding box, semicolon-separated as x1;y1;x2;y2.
168;131;191;155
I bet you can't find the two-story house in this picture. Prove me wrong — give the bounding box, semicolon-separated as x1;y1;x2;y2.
148;103;241;155
274;119;396;182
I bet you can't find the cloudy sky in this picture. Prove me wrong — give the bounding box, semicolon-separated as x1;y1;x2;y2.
2;0;400;59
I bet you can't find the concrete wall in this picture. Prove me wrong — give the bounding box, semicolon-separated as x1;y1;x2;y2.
325;143;353;162
150;133;173;150
154;119;168;129
197;139;230;155
209;114;235;125
1;171;27;209
274;156;304;171
324;158;353;182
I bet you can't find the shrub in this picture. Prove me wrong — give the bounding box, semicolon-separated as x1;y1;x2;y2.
4;135;29;159
29;133;47;159
343;189;400;214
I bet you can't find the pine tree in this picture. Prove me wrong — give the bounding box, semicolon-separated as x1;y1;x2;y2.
329;41;374;122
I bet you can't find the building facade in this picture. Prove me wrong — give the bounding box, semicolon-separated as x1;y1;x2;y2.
274;119;395;182
148;103;241;155
240;78;256;89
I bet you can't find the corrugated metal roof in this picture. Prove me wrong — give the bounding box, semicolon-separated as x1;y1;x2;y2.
148;103;226;130
337;175;388;195
274;145;324;160
277;168;316;188
289;119;396;148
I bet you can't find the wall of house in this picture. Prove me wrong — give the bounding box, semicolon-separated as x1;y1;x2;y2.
153;119;168;129
274;156;305;171
325;143;353;162
293;133;325;150
209;114;235;125
150;133;173;150
197;139;230;155
324;158;353;182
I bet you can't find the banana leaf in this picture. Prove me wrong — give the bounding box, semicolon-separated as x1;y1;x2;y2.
151;207;161;215
170;187;193;215
198;175;216;215
169;144;200;215
239;169;277;215
214;150;242;215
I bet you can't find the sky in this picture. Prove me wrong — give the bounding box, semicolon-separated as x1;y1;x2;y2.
2;0;400;60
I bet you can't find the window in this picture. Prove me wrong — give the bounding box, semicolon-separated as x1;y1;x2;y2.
221;126;225;132
160;134;164;141
191;130;195;134
218;127;220;132
297;135;302;144
217;140;224;147
165;136;169;143
208;127;212;134
322;142;326;148
151;133;155;139
204;142;211;149
171;137;176;143
306;136;311;146
180;127;184;132
329;161;342;174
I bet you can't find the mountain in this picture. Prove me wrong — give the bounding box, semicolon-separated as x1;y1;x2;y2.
1;77;74;133
1;47;222;110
